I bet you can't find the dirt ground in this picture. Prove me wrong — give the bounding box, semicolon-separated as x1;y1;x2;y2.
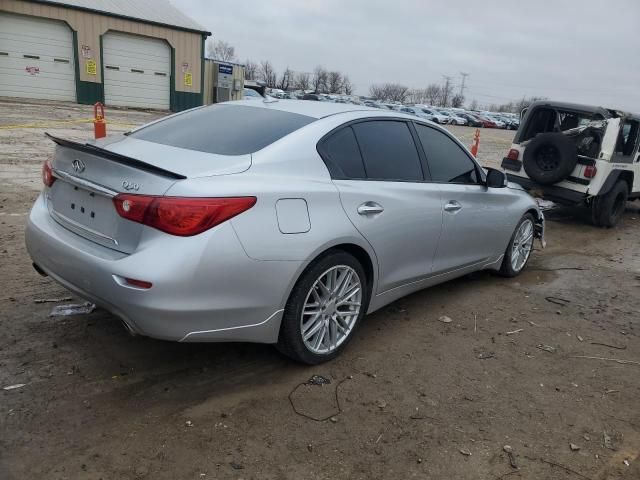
1;98;639;480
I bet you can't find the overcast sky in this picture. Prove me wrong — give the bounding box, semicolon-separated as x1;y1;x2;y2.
174;0;639;110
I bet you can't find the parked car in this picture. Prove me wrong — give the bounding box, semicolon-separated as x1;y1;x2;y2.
457;112;483;127
27;101;544;364
435;109;467;126
502;100;640;227
399;106;434;121
417;107;450;125
474;114;498;128
243;88;263;100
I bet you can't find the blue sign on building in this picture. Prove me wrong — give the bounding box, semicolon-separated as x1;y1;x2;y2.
218;64;233;75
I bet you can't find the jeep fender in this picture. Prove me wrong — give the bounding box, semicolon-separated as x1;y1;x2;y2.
598;169;634;196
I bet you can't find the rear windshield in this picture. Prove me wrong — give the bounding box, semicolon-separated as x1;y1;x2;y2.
129;104;315;155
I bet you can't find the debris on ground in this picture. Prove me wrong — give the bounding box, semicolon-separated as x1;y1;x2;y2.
503;445;518;468
49;302;95;317
459;448;472;456
478;351;495;360
569;443;581;451
506;328;523;335
306;375;331;386
537;344;557;353
34;296;73;304
230;462;244;470
3;383;26;390
438;315;453;323
545;296;570;306
185;420;194;427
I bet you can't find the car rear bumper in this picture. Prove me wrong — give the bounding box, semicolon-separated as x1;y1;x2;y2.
26;193;301;343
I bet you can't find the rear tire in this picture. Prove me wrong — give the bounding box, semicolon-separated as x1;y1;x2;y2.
276;251;370;365
498;213;536;277
591;180;628;228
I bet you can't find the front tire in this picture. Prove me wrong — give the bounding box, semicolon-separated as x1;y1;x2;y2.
591;180;628;228
498;213;536;277
277;251;370;364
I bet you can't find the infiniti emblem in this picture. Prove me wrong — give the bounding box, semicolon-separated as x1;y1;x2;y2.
72;159;85;174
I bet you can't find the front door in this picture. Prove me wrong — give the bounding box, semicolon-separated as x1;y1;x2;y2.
414;123;509;273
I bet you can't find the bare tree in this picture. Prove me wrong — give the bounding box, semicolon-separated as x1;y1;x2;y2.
312;66;328;93
207;39;236;62
369;83;409;102
294;72;311;91
424;84;441;105
342;76;354;95
469;99;479;111
327;71;343;93
258;60;277;87
451;93;465;108
244;59;258;80
277;67;293;91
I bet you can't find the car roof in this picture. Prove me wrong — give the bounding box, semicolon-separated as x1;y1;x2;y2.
225;99;380;119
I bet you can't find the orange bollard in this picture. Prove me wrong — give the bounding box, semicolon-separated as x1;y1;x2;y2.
93;102;106;139
470;128;480;157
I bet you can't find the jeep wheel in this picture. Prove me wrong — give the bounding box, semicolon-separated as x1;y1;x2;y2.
522;132;578;185
591;180;628;228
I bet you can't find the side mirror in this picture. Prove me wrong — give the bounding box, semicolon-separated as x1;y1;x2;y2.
486;168;508;188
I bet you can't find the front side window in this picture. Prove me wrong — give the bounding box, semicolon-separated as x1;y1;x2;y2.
415;124;479;184
352;121;424;181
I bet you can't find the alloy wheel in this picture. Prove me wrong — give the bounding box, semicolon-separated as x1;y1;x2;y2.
511;219;534;272
300;265;362;354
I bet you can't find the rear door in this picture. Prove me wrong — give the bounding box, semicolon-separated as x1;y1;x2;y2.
414;123;511;273
319;120;443;293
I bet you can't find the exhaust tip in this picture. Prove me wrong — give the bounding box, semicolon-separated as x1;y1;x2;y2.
32;263;48;277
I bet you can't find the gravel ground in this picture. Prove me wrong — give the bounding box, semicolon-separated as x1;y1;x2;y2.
1;99;639;480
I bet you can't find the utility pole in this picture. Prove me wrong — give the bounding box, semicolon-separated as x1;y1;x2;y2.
459;72;469;96
442;75;453;107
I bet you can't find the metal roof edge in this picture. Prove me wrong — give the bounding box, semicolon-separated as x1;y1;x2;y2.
27;0;212;35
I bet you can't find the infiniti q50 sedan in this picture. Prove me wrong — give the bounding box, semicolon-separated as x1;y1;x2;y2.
26;100;544;364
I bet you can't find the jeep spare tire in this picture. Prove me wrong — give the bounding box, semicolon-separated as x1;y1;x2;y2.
523;132;578;185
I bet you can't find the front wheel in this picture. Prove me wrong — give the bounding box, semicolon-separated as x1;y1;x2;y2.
591;180;628;228
277;251;369;364
498;213;536;277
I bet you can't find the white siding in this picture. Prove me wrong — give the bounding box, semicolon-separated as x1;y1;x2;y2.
102;32;170;109
0;12;76;101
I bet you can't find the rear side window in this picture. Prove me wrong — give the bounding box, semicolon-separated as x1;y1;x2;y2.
130;104;314;155
352;121;423;181
321;127;366;179
415;124;479;184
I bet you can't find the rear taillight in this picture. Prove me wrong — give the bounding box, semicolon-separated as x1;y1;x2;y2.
42;159;55;187
584;165;597;178
113;195;256;236
506;149;520;161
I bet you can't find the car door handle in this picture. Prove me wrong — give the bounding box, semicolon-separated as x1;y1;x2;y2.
357;202;384;215
444;201;462;213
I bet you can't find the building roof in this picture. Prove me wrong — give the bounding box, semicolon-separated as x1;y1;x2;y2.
35;0;210;34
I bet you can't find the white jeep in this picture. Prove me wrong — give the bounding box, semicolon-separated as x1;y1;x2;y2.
502;101;640;227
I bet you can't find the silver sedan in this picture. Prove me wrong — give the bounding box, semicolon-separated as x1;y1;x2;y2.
26;100;544;364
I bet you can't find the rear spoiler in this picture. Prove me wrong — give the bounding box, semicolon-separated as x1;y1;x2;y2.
45;133;187;180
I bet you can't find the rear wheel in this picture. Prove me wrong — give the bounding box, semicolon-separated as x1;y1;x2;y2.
498;213;536;277
277;251;369;364
591;180;628;228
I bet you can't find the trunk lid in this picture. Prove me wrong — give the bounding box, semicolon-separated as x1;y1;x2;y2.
46;134;250;253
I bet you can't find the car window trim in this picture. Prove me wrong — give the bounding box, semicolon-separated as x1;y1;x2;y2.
317;117;428;183
411;121;487;185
